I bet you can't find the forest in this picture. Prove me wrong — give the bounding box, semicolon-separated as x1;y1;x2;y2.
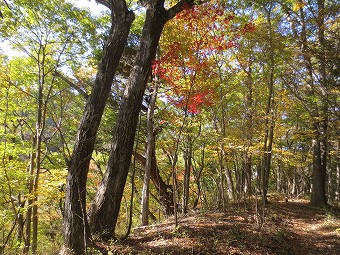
0;0;339;254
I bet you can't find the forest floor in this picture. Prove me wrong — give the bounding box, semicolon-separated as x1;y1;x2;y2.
101;198;340;255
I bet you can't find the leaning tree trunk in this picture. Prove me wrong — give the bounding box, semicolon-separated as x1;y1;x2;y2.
89;0;196;240
60;2;134;254
88;2;166;240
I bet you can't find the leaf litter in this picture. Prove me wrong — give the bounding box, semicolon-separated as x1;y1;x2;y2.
104;199;340;255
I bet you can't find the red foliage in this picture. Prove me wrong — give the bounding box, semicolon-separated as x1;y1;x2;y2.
242;22;256;33
172;89;214;114
155;2;256;115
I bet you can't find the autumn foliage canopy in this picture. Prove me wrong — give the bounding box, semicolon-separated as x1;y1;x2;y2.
152;2;256;114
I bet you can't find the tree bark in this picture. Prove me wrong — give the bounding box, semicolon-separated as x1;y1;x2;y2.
24;41;49;254
262;2;275;203
60;1;134;254
308;0;328;207
311;123;328;206
216;155;226;211
23;149;35;255
88;0;196;240
314;0;328;207
192;144;205;209
141;83;158;226
182;137;192;213
224;166;235;202
134;152;174;215
336;141;340;205
244;64;253;200
88;1;167;240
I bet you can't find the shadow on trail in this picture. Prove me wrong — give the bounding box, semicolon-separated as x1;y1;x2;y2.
107;200;339;255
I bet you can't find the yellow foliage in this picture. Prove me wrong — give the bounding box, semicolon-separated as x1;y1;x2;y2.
292;1;305;12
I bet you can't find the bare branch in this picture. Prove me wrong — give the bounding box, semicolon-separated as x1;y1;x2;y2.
0;0;10;18
54;71;89;99
8;80;35;98
3;0;10;8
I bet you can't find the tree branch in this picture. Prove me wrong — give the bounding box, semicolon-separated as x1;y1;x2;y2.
0;0;10;18
95;0;111;9
54;71;89;99
165;0;203;22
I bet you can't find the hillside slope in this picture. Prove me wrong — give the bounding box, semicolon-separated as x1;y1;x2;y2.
98;200;340;255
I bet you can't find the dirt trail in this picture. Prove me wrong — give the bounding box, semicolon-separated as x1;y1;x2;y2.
270;200;340;255
105;200;340;255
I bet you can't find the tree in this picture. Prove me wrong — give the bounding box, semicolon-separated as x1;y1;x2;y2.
1;1;97;253
0;0;9;19
279;0;339;206
158;2;240;211
89;0;198;241
60;0;134;254
1;0;339;253
141;81;158;226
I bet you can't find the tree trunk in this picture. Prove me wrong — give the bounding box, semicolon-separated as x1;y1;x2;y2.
276;160;282;193
216;161;226;211
182;138;192;213
310;123;328;206
23;149;35;255
244;155;252;198
224;166;235;202
141;83;158;226
337;153;340;205
134;152;174;215
310;0;328;207
192;144;205;209
32;76;45;254
262;92;275;203
88;1;167;240
88;0;196;239
60;2;134;254
262;2;275;203
31;131;42;255
16;195;25;243
336;140;340;205
24;60;45;254
244;64;253;200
